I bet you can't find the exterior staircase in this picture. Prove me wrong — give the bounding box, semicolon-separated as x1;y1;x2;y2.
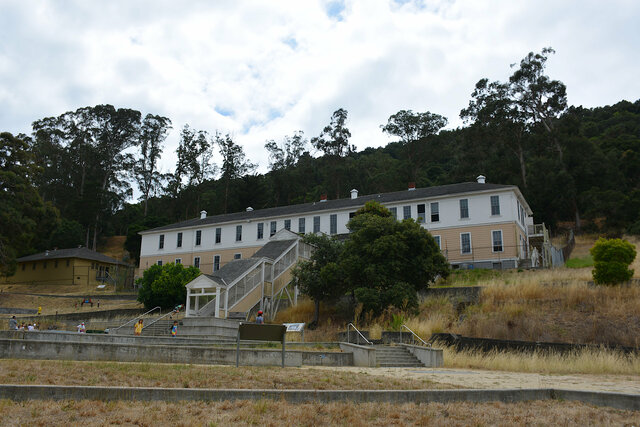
141;319;174;336
375;345;425;367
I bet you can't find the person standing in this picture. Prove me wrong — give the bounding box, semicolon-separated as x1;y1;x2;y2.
134;319;143;336
255;310;264;324
37;306;42;316
171;321;178;337
9;316;17;330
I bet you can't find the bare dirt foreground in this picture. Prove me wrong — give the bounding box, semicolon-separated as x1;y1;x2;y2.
305;366;640;394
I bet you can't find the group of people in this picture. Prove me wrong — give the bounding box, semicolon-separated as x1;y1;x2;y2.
8;316;38;331
133;318;179;337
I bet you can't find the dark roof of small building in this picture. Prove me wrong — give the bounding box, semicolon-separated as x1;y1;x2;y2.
203;258;262;286
252;239;298;261
17;247;128;265
142;181;516;234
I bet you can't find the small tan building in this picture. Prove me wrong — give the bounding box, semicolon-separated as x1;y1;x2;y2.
3;247;129;287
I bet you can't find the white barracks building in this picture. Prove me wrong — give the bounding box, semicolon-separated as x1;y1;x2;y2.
138;176;534;276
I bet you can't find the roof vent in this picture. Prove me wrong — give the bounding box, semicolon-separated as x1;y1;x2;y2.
246;207;254;212
476;175;486;184
408;182;416;191
320;194;327;202
45;250;49;256
350;189;358;199
200;210;207;219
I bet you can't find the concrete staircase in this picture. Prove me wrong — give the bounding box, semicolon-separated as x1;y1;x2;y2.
142;319;174;336
375;345;425;367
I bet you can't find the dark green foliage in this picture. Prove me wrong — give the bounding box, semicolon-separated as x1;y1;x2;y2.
136;263;200;309
292;234;345;324
48;219;84;250
590;238;636;285
342;201;450;313
0;132;59;276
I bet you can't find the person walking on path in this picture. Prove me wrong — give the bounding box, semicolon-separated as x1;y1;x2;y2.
134;319;143;336
9;316;17;330
37;306;42;315
255;310;264;324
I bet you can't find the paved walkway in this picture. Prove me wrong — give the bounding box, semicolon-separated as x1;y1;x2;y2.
304;366;640;394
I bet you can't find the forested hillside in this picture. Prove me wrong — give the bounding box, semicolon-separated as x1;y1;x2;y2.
1;49;639;273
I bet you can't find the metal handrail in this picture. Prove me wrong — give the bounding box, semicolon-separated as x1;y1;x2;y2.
346;323;372;345
400;324;431;347
110;306;161;333
142;308;182;335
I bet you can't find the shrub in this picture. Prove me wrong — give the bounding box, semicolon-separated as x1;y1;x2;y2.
136;263;200;309
590;238;636;285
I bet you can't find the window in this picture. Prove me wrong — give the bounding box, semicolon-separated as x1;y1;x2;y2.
403;205;411;220
298;218;305;234
234;253;242;260
433;235;441;249
257;223;264;240
491;196;500;216
175;258;182;264
21;264;25;271
66;260;70;267
460;233;471;254
194;257;200;268
330;214;337;234
157;260;163;266
430;203;439;222
177;232;183;248
389;207;397;220
32;263;36;270
459;199;469;219
492;230;503;252
43;261;47;269
236;225;242;242
284;219;291;231
215;228;221;244
213;255;220;271
159;234;165;249
54;260;58;268
270;221;277;237
417;204;426;223
195;230;202;246
91;263;95;270
349;212;356;219
313;216;320;233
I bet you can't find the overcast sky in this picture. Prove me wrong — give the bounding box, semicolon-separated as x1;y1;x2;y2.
1;0;639;178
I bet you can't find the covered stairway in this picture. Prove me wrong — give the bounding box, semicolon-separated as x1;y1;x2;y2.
185;231;312;320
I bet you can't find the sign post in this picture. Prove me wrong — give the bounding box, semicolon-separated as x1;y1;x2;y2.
236;323;287;368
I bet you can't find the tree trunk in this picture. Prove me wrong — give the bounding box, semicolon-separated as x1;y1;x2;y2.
517;144;527;189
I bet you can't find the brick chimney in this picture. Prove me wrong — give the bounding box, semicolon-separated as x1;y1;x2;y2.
408;182;416;191
320;194;328;202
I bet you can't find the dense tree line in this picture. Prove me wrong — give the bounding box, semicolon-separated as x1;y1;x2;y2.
1;47;639;274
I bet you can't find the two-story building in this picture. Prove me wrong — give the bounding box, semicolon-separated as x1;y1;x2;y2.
138;176;534;276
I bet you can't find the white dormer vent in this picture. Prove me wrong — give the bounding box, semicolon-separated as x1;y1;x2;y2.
476;175;486;184
350;189;358;199
200;210;207;219
246;207;254;212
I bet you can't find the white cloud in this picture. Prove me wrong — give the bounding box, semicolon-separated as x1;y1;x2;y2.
1;0;639;181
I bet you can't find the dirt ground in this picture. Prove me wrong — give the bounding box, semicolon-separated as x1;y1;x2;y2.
305;366;640;394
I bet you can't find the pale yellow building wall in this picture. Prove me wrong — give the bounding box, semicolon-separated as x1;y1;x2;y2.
2;258;120;286
138;245;262;276
431;222;521;263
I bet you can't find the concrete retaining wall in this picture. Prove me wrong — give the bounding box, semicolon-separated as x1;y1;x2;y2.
0;386;638;410
401;344;443;368
0;337;349;367
339;342;375;367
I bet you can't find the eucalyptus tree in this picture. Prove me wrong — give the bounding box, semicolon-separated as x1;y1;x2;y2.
216;132;256;213
311;108;354;199
134;114;172;216
265;131;308;205
381;109;447;182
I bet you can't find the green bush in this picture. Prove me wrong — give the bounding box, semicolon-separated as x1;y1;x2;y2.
136;263;200;309
565;255;594;269
590;238;636;285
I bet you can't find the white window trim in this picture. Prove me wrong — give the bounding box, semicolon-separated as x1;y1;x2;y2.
193;256;201;268
215;228;222;244
234;253;242;260
175;258;182;264
460;232;472;254
433;235;442;250
195;230;202;246
491;229;504;253
459;199;469;220
157;260;163;266
213;255;221;271
430;202;440;223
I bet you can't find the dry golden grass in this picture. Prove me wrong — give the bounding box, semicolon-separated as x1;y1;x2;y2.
0;399;637;426
0;360;447;390
0;292;141;316
441;345;640;375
